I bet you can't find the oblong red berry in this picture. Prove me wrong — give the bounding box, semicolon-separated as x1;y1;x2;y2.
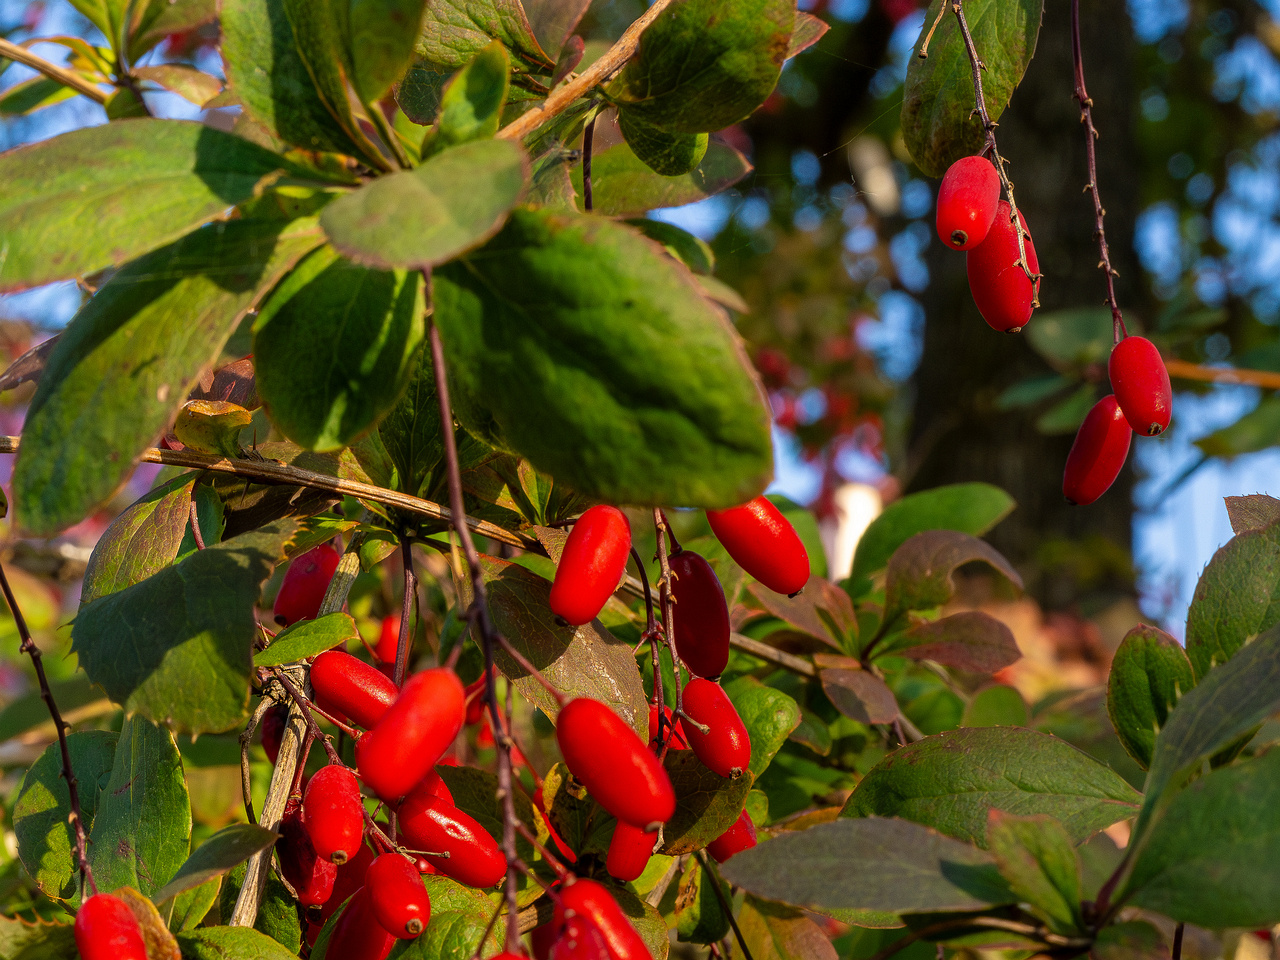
556;698;675;828
319;840;375;922
668;550;730;679
1109;335;1172;436
398;793;506;888
681;679;751;779
549;506;633;626
648;703;687;751
1063;395;1133;506
274;543;341;626
402;767;454;808
706;809;758;863
606;819;657;882
966;201;1040;332
551;915;611;960
279;800;338;908
936;155;1001;250
74;894;147;960
311;650;399;730
356;668;465;802
554;878;654;960
325;885;397;960
367;852;431;937
303;764;365;864
706;497;810;596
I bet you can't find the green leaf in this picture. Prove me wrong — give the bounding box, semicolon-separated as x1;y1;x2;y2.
848;482;1015;592
1024;308;1113;368
1035;383;1096;435
735;896;840;960
960;683;1028;727
72;522;299;734
68;0;129;45
253;247;424;451
0;675;108;742
892;612;1021;675
0;120;309;293
1196;396;1280;458
542;761;614;858
570;139;752;217
615;0;794;134
723;676;801;779
787;11;830;59
377;352;444;497
1090;922;1167;960
414;0;553;70
219;863;302;952
130;0;218;57
177;926;304;960
347;0;431;102
1106;624;1195;770
0;916;75;959
430;40;509;149
841;727;1141;847
319;139;528;270
132;65;224;107
883;530;1021;627
660;750;753;856
1225;494;1280;535
901;0;1044;177
995;373;1073;411
624;219;715;275
255;612;360;666
13;219;322;536
167;877;220;931
720;817;1013;913
1124;748;1280;928
821;667;898;725
617;111;709;177
0;76;78;116
396;62;452;124
13;731;118;904
88;716;191;899
434;208;773;508
675;858;731;944
386;874;501;959
986;812;1082;935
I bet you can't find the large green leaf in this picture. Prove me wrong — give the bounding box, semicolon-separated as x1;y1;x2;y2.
723;675;800;778
347;0;431;102
1106;625;1195;770
720;817;1013;913
901;0;1044;177
71;522;299;734
13;731;118;905
1184;519;1280;679
1124;749;1280;928
13;219;322;536
433;208;773;508
0;120;305;292
569;139;752;218
658;750;752;856
987;813;1082;935
841;727;1141;847
386;874;501;959
614;0;794;134
414;0;553;69
253;246;425;451
319;139;528;270
152;824;279;904
178;926;304;960
88;716;191;899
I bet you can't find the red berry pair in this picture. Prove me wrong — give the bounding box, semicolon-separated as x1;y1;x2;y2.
356;668;465;802
273;543;341;626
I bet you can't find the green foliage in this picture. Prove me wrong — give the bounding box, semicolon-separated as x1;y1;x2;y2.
429;41;510;150
1106;625;1195;769
414;0;553;70
723;675;801;778
618;112;709;177
178;926;305;960
882;530;1022;627
254;612;361;665
659;751;753;855
152;824;278;905
674;858;730;943
987;813;1082;935
570;139;753;217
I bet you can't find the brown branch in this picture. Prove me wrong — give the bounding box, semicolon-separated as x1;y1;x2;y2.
1163;358;1280;390
239;694;277;824
0;36;108;104
652;509;689;760
582;113;596;212
697;852;754;960
394;537;417;687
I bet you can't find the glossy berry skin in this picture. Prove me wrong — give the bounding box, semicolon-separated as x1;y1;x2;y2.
311;650;399;730
936;156;1001;250
1109;336;1172;436
668;550;730;679
375;613;404;665
706;497;810;596
356;668;465;802
398;793;506;888
325;885;397;960
261;704;287;765
647;703;687;750
556;698;675;828
273;543;341;626
402;767;454;808
303;764;365;864
966;201;1040;333
551;915;611;960
681;679;751;779
550;506;633;626
367;853;430;937
555;878;654;960
1063;395;1133;506
279;801;338;908
606;819;657;882
319;841;375;921
74;894;147;960
706;809;758;863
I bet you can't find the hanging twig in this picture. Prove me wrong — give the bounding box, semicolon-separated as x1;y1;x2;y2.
394;536;418;687
696;852;754;960
0;36;108;104
653;509;695;756
582;113;597;212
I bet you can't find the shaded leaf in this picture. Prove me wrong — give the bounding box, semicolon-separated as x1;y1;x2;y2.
395;61;452;124
660;751;752;856
723;675;801;778
986;812;1082;935
960;684;1028;727
430;40;509;150
570;139;752;217
133;65;223;106
219;863;302;953
675;858;730;944
747;577;852;648
618;111;708;177
1225;494;1280;535
821;668;898;725
255;612;360;666
348;0;432;102
892;611;1021;674
542;761;613;858
1090;921;1168;960
522;0;590;58
1036;383;1096;435
734;895;839;960
0;675;107;743
1106;624;1195;770
131;0;218;56
415;0;553;69
1024;308;1113;368
883;530;1022;625
177;926;303;960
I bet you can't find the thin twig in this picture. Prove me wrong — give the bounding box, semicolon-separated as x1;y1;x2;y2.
697;852;754;960
917;2;948;58
0;36;108;104
864;916;1089;960
239;695;277;824
394;537;417;687
1163;358;1280;390
1172;923;1185;960
582;113;596;212
652;509;688;760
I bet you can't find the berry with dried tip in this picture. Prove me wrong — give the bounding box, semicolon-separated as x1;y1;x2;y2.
606;819;658;882
367;852;431;937
555;878;654;960
550;915;611;960
356;668;465;802
1109;335;1172;436
324;885;397;960
273;543;341;626
668;549;730;679
319;841;375;922
398;793;506;888
261;703;288;764
706;496;810;596
1063;395;1133;506
707;809;758;862
549;505;633;626
74;894;147;960
681;679;751;779
966;201;1040;333
311;650;399;730
303;764;365;864
556;698;675;828
936;155;1001;250
278;800;338;908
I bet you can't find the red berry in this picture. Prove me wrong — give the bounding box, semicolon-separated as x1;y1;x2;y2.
532;922;560;960
278;800;338;908
555;698;675;828
318;840;375;922
549;506;633;626
606;819;657;882
464;670;490;725
303;764;365;864
706;809;758;862
261;703;288;764
74;894;147;960
551;915;611;960
356;668;465;802
668;550;730;679
706;497;810;596
324;885;397;960
402;767;454;808
647;703;688;750
966;201;1040;332
273;543;341;626
936;156;1000;251
554;878;654;960
1109;335;1172;436
311;650;399;730
496;954;532;960
375;613;403;665
398;793;506;888
681;679;751;779
1063;395;1132;506
367;852;431;938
